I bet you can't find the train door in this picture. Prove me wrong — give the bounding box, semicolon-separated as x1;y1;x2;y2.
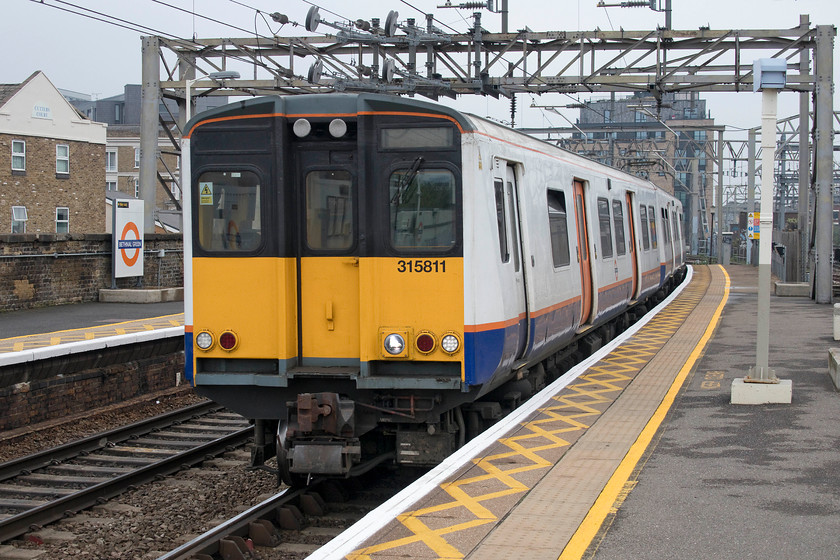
295;147;360;365
573;180;593;325
494;161;529;363
625;192;639;299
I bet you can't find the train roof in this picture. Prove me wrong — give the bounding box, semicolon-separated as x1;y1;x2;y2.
186;93;675;201
185;92;475;137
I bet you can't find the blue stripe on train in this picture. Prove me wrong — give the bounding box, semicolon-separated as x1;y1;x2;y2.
185;332;194;384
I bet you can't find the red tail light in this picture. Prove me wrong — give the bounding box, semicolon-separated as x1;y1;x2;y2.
416;332;436;354
219;331;238;351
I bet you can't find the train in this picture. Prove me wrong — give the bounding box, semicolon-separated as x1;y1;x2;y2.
182;93;686;485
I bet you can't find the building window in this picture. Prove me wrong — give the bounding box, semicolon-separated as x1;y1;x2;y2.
134;148;140;169
635;111;646;123
12;140;25;171
106;150;118;172
56;144;69;174
115;104;121;123
11;206;27;233
604;109;612;124
106;181;117;191
56;207;70;233
134;178;140;198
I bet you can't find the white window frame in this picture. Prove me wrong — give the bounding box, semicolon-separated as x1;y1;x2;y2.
11;140;25;171
134;178;140;198
56;144;69;174
106;149;118;172
11;206;28;233
106;180;117;191
56;207;70;233
134;148;140;168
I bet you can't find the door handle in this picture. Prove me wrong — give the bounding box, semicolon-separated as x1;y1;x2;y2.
326;301;335;331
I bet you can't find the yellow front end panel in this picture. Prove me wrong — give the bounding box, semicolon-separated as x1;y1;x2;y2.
359;257;464;365
300;257;361;360
192;257;297;362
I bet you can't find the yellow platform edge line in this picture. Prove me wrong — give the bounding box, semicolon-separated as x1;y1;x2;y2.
0;313;184;343
558;265;731;560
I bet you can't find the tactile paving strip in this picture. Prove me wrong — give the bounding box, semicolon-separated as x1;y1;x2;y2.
0;313;184;353
347;266;722;560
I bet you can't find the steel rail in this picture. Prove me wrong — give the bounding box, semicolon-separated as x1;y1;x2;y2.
0;411;251;543
0;400;222;483
156;487;300;560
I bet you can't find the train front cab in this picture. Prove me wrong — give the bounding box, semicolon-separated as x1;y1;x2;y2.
184;95;476;480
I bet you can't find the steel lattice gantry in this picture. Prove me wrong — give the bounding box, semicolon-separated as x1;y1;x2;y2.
139;13;835;301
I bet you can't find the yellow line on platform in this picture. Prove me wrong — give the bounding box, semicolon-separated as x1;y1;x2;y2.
558;265;731;560
0;313;184;342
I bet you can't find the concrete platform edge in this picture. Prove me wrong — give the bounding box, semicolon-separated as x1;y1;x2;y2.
99;288;184;303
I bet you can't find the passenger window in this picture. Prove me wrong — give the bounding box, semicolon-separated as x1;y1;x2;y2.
640;205;651;250
507;181;521;272
547;190;570;268
660;208;670;244
671;210;679;245
612;200;626;256
648;205;658;248
597;198;613;259
306;170;353;250
389;168;456;251
494;179;510;263
196;170;262;252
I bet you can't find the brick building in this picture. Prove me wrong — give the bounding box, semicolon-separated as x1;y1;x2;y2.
0;71;107;233
73;85;227;231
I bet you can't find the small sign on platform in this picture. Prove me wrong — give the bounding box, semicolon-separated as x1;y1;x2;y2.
747;212;760;240
113;199;144;279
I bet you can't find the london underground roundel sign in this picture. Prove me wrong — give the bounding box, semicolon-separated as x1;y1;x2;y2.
113;200;144;278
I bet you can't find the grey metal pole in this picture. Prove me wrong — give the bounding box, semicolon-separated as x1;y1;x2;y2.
814;25;834;303
690;158;698;255
716;129;724;261
753;87;778;379
798;24;810;283
747;128;756;265
140;36;161;234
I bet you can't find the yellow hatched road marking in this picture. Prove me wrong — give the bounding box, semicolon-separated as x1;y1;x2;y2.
558;265;729;560
348;268;711;559
50;337;61;345
86;332;95;340
13;342;23;352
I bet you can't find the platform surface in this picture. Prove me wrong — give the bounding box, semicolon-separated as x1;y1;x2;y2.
0;301;184;354
321;264;840;560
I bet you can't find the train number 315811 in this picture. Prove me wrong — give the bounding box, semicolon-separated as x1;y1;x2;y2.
397;259;447;273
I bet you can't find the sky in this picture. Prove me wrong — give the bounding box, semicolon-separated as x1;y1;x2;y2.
3;0;839;134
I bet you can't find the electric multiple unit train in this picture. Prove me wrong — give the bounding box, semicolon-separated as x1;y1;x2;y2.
182;93;686;485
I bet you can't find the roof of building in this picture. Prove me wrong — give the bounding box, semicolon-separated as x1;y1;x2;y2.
0;71;38;107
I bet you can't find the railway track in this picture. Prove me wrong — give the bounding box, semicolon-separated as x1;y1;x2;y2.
158;467;426;560
0;401;251;544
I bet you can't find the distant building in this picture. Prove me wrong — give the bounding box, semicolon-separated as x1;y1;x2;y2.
560;91;716;254
0;71;107;234
71;85;227;232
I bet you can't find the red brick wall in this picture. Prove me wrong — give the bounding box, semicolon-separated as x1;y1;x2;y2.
0;352;184;431
0;233;183;311
0;133;105;234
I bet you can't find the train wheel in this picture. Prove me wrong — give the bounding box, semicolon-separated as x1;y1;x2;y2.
276;421;307;487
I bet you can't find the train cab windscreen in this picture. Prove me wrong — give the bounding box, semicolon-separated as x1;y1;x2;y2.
195;170;262;252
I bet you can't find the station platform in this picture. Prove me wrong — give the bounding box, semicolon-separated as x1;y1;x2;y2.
311;264;840;560
0;301;184;364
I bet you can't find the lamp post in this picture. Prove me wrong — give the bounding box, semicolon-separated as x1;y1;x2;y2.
731;58;792;405
184;70;240;124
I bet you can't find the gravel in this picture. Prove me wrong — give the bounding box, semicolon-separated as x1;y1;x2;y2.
1;387;282;559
